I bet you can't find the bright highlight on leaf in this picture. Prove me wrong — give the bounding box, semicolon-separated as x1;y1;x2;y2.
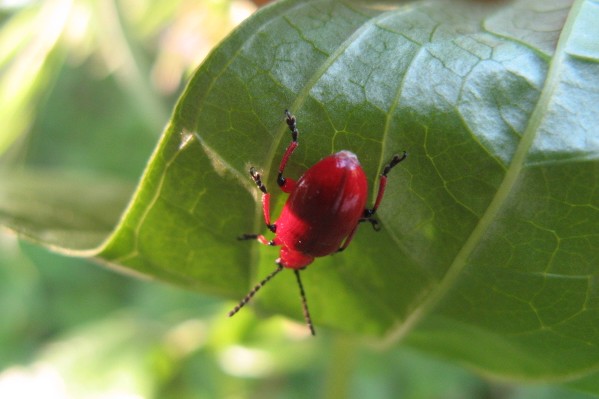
1;0;598;391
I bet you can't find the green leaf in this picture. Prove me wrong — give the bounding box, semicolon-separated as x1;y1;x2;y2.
2;0;599;387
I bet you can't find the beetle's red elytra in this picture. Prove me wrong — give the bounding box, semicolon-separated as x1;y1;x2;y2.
229;110;407;335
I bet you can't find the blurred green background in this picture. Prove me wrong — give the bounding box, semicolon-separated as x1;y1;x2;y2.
0;1;597;398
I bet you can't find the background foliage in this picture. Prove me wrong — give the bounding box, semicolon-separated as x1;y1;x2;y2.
0;0;598;398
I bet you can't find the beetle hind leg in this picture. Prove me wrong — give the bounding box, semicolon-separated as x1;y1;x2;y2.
359;216;381;231
364;151;408;218
337;152;407;253
277;110;300;193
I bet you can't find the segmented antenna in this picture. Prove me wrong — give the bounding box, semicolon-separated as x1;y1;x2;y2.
228;265;283;317
228;265;316;336
294;269;316;336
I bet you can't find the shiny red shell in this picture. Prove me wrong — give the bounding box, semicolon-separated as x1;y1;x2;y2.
275;150;367;269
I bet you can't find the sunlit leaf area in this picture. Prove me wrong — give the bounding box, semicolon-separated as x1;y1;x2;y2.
1;0;598;398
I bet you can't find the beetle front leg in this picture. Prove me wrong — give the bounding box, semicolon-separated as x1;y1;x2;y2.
249;167;276;232
277;110;299;193
238;234;280;246
364;151;408;218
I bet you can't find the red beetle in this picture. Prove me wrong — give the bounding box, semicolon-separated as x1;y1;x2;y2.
229;110;407;335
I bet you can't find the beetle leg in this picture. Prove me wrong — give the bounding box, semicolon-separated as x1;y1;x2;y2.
277;110;300;191
337;217;381;253
364;151;408;218
360;217;381;231
278;178;296;193
249;167;276;232
337;223;360;252
237;234;280;246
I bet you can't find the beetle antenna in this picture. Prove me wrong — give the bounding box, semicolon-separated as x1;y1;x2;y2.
294;269;316;336
228;265;284;317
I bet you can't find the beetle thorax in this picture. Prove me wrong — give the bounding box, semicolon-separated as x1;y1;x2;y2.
278;246;314;269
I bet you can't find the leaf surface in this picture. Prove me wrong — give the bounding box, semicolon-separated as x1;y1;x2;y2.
2;0;599;385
